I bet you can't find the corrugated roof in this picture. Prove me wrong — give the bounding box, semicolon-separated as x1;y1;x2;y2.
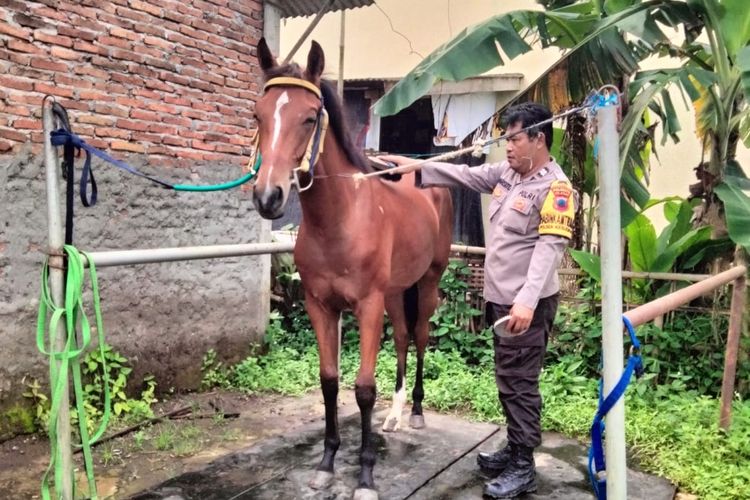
269;0;375;19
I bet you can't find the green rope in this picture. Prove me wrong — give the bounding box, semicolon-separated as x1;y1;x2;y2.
37;245;112;500
172;154;262;192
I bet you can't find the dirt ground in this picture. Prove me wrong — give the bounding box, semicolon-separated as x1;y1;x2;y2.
0;389;368;500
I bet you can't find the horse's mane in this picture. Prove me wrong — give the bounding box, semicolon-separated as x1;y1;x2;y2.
264;63;369;173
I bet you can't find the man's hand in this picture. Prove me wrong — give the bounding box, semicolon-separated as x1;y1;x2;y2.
507;303;534;334
377;155;420;173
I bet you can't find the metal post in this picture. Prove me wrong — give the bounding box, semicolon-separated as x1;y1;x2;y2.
338;10;345;98
719;252;747;430
43;101;73;499
598;104;626;500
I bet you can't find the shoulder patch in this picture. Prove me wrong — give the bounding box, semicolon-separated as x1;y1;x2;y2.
539;180;575;238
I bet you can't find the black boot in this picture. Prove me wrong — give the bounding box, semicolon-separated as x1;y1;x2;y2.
477;444;513;474
483;445;536;499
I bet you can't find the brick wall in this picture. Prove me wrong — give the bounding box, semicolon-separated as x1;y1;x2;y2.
0;0;263;165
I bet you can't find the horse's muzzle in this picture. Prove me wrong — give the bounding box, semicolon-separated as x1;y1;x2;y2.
253;185;285;219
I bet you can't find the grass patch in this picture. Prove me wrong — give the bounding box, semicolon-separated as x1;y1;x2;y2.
204;339;750;499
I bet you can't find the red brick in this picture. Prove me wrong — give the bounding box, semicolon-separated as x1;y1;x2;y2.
0;22;31;40
110;49;145;63
7;39;43;54
187;79;213;92
0;128;28;142
165;31;198;49
201;152;227;162
115;6;150;23
143;35;173;50
216;143;243;154
116;119;149;132
95;127;130;139
163;96;191;107
50;46;81;60
130;0;162;16
115;96;141;107
57;26;98;42
97;36;131;49
191;101;216;112
74;65;109;79
109;27;140;41
130;109;159;121
87;138;110;149
33;31;73;47
111;140;146;153
131;132;162;143
94;103;130;118
128;64;158;79
78;114;115;126
178;129;205;139
191;139;216;151
34;82;74;98
144;79;174;92
29;5;68;22
147;123;178;134
54;74;94;89
73;40;107;55
2;105;32;117
160;71;190;87
133;87;160;99
79;90;113;101
162;115;192;127
0;140;14;152
174;148;203;160
11;118;41;130
110;73;144;86
162;135;189;147
29;57;68;72
57;99;90;112
91;81;129;95
182;108;211;121
97;12;135;30
0;76;34;92
132;23;166;38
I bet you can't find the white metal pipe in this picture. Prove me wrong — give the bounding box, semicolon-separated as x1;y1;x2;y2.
43;101;73;500
83;242;296;268
598;105;626;499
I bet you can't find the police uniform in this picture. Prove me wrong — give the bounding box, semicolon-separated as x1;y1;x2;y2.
418;158;575;449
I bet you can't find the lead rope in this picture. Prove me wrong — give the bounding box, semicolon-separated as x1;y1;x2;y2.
38;245;112;500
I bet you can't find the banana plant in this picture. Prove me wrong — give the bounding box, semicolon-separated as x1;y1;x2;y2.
375;0;750;254
570;198;732;302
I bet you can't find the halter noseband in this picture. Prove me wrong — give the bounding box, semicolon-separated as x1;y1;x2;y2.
258;76;329;192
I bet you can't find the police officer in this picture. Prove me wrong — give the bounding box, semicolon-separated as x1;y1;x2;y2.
381;102;576;499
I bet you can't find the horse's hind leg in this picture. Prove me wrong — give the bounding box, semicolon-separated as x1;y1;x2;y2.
410;269;442;429
382;290;412;432
306;298;342;490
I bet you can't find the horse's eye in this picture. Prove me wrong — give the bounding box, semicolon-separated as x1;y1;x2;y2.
304;116;317;125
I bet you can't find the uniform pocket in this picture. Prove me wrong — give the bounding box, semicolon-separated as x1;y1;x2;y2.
503;197;532;233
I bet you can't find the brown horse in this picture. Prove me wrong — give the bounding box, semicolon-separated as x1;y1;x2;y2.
252;39;453;499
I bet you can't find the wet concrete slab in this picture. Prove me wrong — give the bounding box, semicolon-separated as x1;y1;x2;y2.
129;408;675;500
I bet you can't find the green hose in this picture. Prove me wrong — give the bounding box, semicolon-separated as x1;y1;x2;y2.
173;154;261;192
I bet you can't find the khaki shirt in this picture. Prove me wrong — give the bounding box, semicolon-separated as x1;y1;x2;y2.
419;158;575;310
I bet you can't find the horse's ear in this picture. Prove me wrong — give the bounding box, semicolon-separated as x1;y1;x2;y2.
258;38;277;73
305;40;325;82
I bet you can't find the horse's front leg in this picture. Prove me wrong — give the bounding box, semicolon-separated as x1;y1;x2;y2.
306;297;342;490
353;293;385;500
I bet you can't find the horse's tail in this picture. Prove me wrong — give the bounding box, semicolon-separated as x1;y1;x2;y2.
403;283;419;340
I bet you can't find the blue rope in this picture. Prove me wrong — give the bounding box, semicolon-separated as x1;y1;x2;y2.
588;316;644;500
49;129;259;193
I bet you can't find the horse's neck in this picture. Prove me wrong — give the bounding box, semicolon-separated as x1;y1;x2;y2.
298;136;370;235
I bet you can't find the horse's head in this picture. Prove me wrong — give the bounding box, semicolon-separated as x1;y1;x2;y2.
252;38;327;219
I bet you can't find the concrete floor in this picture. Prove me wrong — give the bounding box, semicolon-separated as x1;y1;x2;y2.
128;408;675;500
